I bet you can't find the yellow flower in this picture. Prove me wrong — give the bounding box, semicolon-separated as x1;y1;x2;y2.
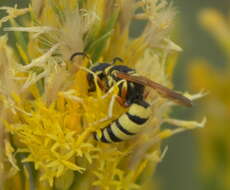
188;8;230;190
0;0;203;189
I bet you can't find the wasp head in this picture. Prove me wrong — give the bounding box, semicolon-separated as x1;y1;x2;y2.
87;63;111;92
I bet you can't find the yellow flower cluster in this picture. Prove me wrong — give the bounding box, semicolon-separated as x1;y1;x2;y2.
0;0;204;189
189;8;230;190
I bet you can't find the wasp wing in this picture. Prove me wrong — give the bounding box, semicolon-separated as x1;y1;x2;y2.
116;72;192;107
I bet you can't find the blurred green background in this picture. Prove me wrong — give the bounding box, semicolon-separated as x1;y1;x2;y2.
1;0;230;190
157;1;230;190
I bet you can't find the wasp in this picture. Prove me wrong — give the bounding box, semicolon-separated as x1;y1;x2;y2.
71;52;192;143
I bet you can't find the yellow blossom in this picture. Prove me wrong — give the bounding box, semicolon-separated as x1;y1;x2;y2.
0;0;203;189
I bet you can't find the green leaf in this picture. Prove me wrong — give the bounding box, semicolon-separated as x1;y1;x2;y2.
9;19;29;64
85;8;120;62
49;0;66;25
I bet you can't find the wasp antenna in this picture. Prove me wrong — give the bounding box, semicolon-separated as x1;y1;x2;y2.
112;57;124;65
70;52;93;65
70;52;87;61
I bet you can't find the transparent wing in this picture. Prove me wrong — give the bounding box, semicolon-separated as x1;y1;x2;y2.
116;72;192;107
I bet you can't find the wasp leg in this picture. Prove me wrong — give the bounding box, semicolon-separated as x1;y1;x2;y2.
97;78;105;91
88;77;105;92
116;84;130;107
116;96;128;107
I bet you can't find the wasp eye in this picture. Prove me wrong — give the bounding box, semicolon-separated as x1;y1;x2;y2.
87;73;96;92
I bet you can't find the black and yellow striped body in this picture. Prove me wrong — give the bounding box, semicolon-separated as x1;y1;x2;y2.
87;63;150;143
94;100;151;143
104;65;145;106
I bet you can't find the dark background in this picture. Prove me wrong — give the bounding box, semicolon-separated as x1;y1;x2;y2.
1;0;230;190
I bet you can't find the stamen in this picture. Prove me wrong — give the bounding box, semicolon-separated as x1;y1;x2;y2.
60;90;84;103
19;43;60;71
164;117;207;129
184;90;209;101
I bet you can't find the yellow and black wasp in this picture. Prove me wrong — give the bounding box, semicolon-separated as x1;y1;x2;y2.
71;52;192;143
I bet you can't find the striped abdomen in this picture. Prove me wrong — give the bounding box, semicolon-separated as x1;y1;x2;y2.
94;100;151;143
